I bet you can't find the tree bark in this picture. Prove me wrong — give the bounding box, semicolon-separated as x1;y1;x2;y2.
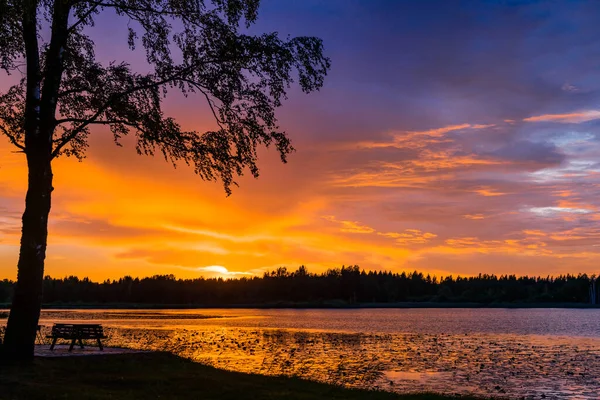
2;153;53;361
1;0;67;361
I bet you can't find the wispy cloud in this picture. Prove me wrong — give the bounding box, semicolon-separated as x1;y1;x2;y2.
355;123;495;150
523;110;600;123
526;207;593;216
474;187;506;197
322;215;376;233
378;230;437;244
5;0;600;280
463;214;485;220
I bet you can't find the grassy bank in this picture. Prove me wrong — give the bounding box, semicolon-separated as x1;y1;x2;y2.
0;352;482;400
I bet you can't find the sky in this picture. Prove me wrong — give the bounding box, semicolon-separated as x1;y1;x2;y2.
3;0;600;280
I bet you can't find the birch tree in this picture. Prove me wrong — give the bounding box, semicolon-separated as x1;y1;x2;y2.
0;0;329;360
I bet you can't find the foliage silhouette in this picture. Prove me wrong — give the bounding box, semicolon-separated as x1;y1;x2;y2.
0;0;329;360
0;266;596;306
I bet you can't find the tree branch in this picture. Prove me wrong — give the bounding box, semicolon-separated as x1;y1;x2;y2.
57;87;94;98
54;117;189;152
180;78;225;130
51;62;217;158
0;122;25;151
67;1;103;34
92;1;186;16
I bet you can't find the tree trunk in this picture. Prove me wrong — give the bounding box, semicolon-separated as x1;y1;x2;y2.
0;0;69;362
2;152;53;361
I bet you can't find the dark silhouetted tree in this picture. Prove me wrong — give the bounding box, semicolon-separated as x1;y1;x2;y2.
0;267;594;306
0;0;329;360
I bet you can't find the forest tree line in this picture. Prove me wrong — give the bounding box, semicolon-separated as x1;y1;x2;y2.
0;266;598;306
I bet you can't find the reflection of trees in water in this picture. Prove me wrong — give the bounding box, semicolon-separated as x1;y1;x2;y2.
39;310;223;321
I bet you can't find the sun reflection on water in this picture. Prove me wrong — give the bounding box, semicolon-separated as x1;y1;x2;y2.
20;309;600;399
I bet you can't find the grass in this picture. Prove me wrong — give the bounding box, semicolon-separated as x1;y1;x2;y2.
0;352;484;400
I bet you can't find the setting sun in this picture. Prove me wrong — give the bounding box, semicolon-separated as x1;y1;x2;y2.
1;3;600;398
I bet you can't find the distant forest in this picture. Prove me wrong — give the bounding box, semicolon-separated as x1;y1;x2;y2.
0;266;598;306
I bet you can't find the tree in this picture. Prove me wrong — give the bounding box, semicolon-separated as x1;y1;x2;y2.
0;0;330;360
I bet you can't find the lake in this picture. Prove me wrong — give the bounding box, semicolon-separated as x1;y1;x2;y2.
6;308;600;399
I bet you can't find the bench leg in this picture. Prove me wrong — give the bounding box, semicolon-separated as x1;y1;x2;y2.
69;338;76;352
50;338;57;351
97;338;104;351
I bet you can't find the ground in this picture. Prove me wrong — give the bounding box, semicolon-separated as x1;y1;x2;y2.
0;352;485;400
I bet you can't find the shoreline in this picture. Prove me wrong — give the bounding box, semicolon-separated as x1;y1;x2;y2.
0;352;484;400
2;301;600;310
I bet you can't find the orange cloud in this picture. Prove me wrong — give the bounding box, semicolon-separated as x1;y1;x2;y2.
474;187;506;196
412;123;472;137
556;200;597;212
439;235;552;256
377;229;437;245
523;229;546;236
354;123;495;150
3;111;600;281
322;215;376;234
523;110;600;123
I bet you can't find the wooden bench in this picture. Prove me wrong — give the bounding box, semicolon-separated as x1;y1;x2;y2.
46;323;107;351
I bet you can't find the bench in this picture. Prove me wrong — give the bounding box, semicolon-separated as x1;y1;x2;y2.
46;323;107;351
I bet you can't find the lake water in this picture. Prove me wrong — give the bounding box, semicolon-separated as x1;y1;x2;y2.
5;308;600;399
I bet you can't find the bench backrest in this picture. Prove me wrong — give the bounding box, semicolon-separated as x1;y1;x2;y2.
51;324;104;338
77;325;104;337
51;324;76;337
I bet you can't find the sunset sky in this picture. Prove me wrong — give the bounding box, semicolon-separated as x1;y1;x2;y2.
2;0;600;280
